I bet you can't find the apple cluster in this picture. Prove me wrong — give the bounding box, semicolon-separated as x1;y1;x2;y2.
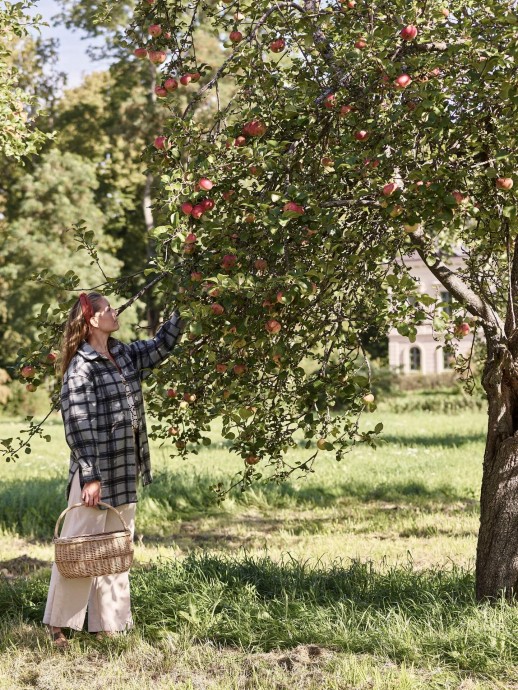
179;178;216;223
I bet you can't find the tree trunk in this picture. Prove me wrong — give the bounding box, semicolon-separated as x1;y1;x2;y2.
476;345;518;599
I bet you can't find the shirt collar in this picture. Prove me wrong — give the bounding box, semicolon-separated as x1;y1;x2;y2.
77;338;122;361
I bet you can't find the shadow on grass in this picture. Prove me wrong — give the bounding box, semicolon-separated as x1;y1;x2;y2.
0;553;476;646
381;433;485;448
0;471;478;541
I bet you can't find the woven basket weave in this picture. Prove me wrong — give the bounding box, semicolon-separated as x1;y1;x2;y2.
53;502;134;579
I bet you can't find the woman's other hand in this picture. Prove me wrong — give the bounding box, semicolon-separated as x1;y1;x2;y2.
82;480;101;507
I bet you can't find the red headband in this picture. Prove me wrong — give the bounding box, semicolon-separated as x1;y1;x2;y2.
79;293;94;322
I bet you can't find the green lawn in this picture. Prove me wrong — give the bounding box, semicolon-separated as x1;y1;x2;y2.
2;407;512;690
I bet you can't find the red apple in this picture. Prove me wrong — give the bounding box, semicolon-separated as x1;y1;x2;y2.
185;232;197;244
452;191;468;205
223;190;236;201
153;136;167;150
382;182;398;196
183;392;197;403
216;363;228;373
200;198;215;211
21;365;36;378
270;38;285;53
243;120;267;137
221;254;237;269
181;201;193;215
245;456;260;465
323;93;336;109
248;165;262;176
400;25;418;40
229;30;243;43
362;393;375;403
321;156;333;167
191;205;204;219
265;319;282;334
234;135;247;147
254;259;268;271
26;383;37;393
199;177;213;191
148;50;167;64
282;201;304;216
155;86;168;98
166;388;177;398
164;77;178;92
191;272;203;281
168;427;180;436
46;352;57;363
190;72;201;82
316;438;327;450
354;39;367;50
354;130;369;141
233;364;247;376
134;48;148;59
244;213;256;223
455;322;470;337
180;74;192;86
496;177;514;190
211;303;225;316
394;74;412;89
338;104;353;117
148;24;162;37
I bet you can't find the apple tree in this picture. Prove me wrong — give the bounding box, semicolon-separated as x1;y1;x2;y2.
123;0;518;600
3;0;518;602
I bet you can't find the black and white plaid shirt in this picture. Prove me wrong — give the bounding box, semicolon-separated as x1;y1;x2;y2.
61;313;183;507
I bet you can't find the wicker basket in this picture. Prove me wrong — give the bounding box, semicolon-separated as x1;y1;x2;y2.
53;502;134;579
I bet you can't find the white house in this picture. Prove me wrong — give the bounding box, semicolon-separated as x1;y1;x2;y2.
388;250;474;375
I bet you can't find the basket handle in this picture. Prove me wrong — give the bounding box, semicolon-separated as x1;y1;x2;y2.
54;501;131;540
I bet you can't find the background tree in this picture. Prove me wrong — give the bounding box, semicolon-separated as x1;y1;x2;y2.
0;149;122;364
0;0;48;161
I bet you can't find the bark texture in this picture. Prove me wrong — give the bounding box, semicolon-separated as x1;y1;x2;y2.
476;340;518;599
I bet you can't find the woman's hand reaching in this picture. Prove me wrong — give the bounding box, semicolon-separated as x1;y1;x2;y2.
82;480;101;507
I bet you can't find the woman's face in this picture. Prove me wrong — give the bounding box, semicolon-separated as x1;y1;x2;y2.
93;298;119;334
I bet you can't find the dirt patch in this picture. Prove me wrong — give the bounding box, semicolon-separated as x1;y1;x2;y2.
0;554;50;579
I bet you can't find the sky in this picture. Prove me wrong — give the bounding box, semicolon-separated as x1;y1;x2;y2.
30;0;114;88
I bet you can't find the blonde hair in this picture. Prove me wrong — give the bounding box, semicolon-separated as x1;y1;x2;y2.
59;292;105;378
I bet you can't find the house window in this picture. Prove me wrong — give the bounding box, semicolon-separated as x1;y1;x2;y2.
409;346;421;371
443;349;455;370
440;291;452;316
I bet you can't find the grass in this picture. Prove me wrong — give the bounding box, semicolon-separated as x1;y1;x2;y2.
2;406;514;689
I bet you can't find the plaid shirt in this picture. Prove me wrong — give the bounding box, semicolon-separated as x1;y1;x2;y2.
61;314;182;507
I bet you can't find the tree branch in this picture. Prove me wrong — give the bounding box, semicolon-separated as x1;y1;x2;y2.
408;228;504;333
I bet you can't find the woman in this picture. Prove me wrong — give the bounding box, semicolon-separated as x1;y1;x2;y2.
44;291;183;648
